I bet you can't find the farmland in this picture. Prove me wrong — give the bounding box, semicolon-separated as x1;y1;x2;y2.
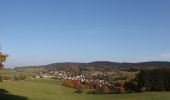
0;79;170;100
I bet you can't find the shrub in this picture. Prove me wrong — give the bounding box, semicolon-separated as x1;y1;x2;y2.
117;86;125;93
124;80;139;93
103;86;111;94
0;76;12;81
13;75;27;81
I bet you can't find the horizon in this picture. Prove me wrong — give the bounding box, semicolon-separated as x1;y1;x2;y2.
1;0;170;67
7;60;170;68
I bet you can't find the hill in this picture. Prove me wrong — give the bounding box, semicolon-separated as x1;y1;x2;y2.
14;61;170;72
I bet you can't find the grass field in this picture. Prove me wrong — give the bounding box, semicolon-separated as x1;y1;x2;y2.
0;70;32;77
0;79;170;100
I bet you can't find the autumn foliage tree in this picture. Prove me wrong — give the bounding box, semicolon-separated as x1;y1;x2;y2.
0;52;8;70
0;76;12;81
13;75;27;80
103;86;111;94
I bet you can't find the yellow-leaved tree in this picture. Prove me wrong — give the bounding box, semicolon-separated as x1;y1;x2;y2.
0;52;8;70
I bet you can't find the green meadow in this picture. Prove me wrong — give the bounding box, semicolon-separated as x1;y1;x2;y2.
0;79;170;100
0;70;32;77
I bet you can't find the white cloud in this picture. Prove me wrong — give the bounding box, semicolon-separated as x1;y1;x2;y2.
160;52;170;57
134;52;170;62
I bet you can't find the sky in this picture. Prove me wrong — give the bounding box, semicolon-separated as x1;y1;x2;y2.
0;0;170;67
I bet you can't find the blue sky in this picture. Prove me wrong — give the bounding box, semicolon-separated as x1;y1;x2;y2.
0;0;170;67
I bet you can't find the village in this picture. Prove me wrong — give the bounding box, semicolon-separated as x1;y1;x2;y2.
30;69;136;94
31;70;134;81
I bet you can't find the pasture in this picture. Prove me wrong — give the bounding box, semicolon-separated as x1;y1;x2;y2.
0;79;170;100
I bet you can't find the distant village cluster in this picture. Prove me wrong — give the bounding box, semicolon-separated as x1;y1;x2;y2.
31;70;134;81
30;69;136;94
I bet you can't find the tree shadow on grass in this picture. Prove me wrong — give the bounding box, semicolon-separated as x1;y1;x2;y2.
0;89;28;100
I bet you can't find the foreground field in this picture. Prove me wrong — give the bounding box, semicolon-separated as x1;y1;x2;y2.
0;79;170;100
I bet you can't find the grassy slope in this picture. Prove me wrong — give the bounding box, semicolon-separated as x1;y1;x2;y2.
0;70;32;77
0;79;170;100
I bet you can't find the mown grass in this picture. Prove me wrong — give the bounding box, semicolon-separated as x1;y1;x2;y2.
0;79;170;100
0;70;32;77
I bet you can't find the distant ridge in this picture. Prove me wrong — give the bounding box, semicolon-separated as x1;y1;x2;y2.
14;61;170;71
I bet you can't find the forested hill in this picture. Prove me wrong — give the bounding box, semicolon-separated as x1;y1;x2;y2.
14;61;170;71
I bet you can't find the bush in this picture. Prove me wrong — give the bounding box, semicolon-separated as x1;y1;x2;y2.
103;86;111;94
115;86;125;94
0;76;12;81
124;80;139;93
63;80;73;88
13;75;27;81
75;85;84;94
